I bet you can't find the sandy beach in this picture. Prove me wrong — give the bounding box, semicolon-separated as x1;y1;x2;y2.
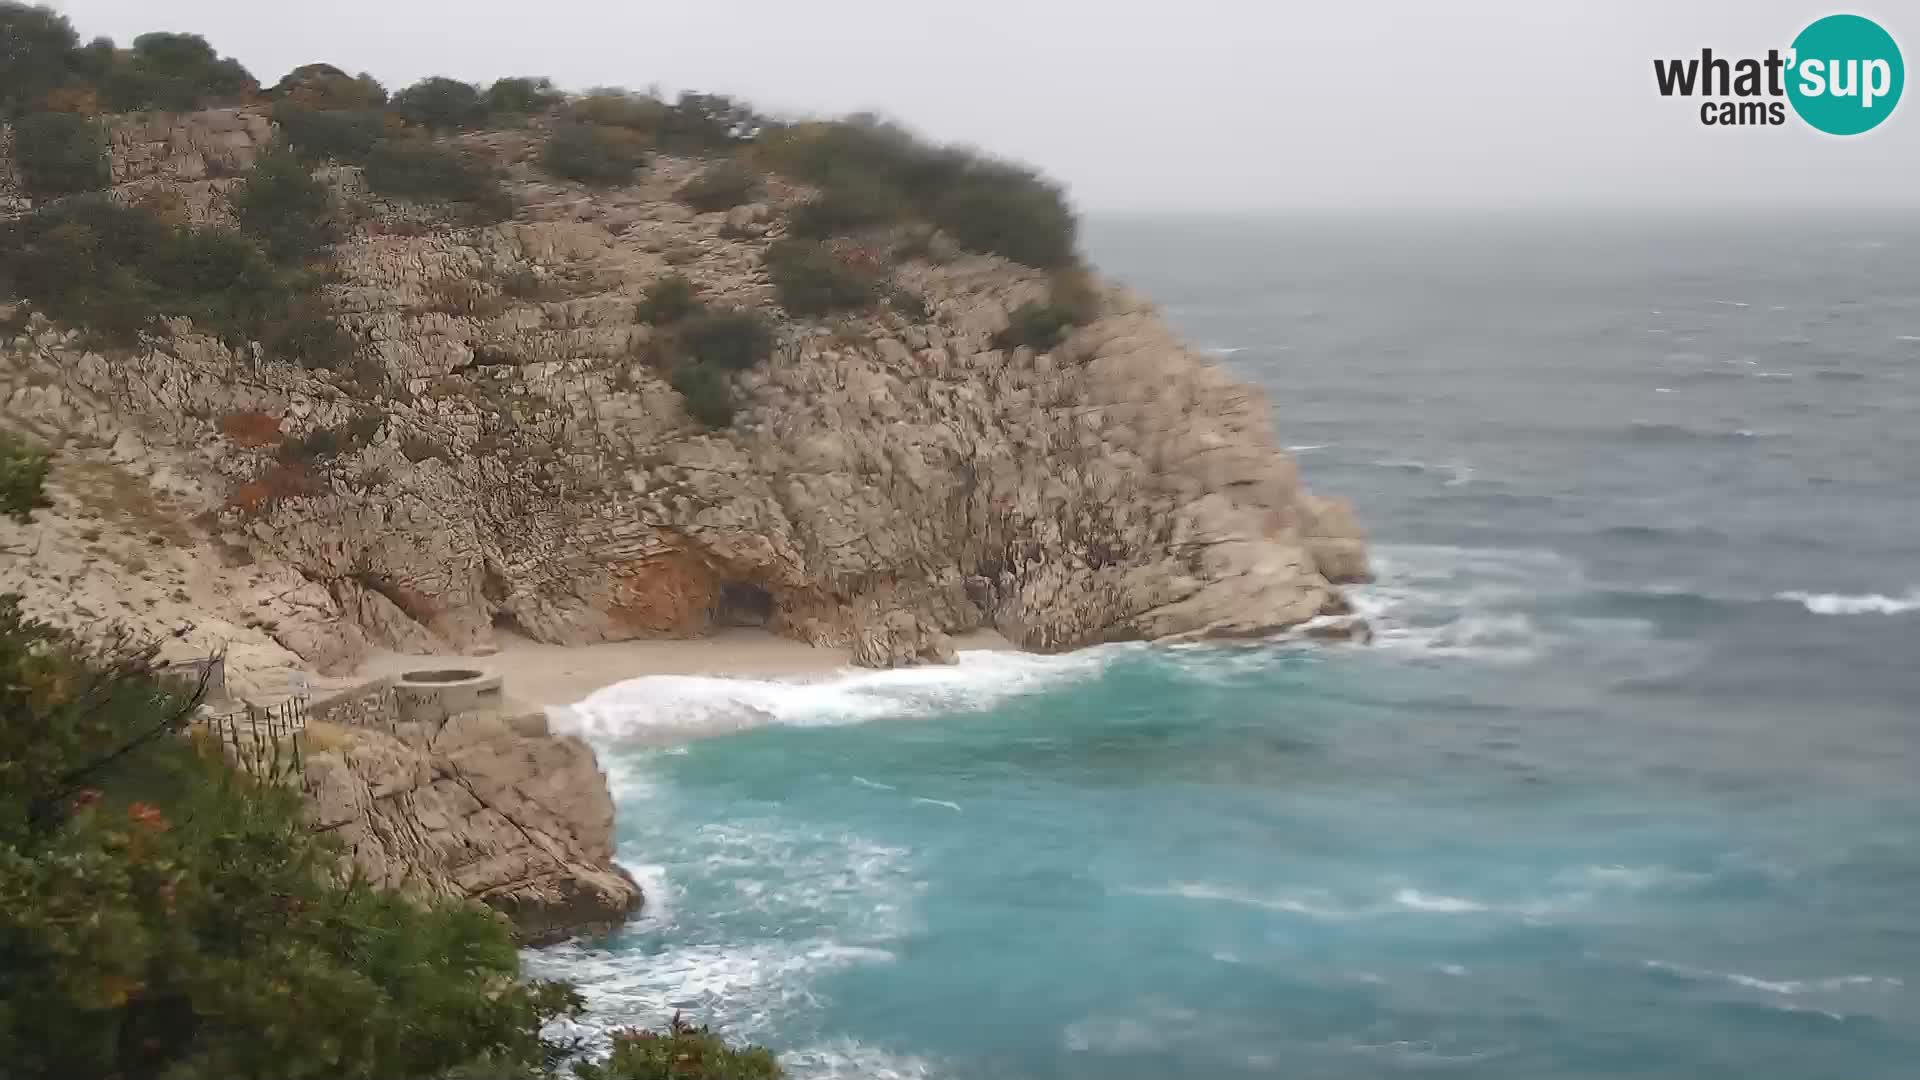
350;628;1014;708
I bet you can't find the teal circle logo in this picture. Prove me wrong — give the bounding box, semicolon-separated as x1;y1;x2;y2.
1787;14;1904;134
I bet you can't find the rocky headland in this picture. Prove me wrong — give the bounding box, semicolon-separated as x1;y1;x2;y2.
1;98;1367;941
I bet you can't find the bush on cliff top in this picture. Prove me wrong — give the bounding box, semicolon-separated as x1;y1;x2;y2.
97;31;256;112
0;7;255;117
9;109;109;197
760;117;1078;268
391;75;487;130
485;75;565;118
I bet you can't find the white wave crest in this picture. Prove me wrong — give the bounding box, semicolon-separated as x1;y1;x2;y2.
1644;960;1903;996
1123;881;1569;920
1393;889;1485;913
781;1039;938;1080
557;648;1109;741
1776;589;1920;616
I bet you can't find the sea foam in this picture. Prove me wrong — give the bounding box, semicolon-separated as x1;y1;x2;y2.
1776;589;1920;616
556;648;1110;741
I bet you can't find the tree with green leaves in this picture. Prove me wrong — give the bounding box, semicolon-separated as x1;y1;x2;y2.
0;2;78;117
392;75;486;130
232;147;338;265
9;109;108;197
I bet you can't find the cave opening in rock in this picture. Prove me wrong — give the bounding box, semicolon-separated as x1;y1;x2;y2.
492;609;532;643
716;581;775;628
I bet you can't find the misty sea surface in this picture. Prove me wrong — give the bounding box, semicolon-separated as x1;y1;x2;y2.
532;214;1920;1079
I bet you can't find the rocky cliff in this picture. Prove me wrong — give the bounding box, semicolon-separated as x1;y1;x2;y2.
0;107;1369;688
301;675;641;945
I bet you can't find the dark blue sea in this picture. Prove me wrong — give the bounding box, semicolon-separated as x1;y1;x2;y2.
533;214;1920;1079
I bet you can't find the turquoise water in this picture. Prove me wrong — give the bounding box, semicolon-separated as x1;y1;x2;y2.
533;215;1920;1078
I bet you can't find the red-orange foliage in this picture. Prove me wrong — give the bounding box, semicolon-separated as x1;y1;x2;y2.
218;410;283;448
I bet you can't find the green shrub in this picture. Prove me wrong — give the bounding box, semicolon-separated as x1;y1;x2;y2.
0;3;83;118
671;361;735;429
0;600;583;1080
635;273;697;325
574;1014;783;1080
345;411;384;444
562;90;667;131
275;425;346;464
886;284;930;320
680;308;772;371
992;301;1072;353
363;138;512;223
787;171;909;239
11;110;109;198
483;75;563;117
143;226;291;343
391;75;486;130
931;163;1077;269
261;296;356;370
98;31;255;112
231;147;337;264
0;431;52;523
763;239;876;317
272;103;387;163
675;161;759;213
0;196;337;352
759;117;1077;268
541;122;648;186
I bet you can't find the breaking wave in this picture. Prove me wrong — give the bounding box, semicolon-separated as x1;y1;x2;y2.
1775;589;1920;616
556;649;1112;741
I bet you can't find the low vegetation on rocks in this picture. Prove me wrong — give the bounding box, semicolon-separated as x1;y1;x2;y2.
232;146;340;264
541;121;649;187
674;160;759;212
363;138;513;223
10;110;109;197
0;195;325;354
763;238;880;316
635;273;698;325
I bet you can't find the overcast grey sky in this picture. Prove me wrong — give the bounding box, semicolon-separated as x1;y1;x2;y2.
46;1;1920;212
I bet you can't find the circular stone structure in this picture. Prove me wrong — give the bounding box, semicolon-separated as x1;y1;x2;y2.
394;667;505;722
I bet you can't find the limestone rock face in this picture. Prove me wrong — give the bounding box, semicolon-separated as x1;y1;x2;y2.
0;109;1371;681
302;684;641;944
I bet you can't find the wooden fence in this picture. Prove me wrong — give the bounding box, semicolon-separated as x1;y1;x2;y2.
194;695;309;782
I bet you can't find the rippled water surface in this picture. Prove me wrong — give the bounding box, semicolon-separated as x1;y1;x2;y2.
533;214;1920;1079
